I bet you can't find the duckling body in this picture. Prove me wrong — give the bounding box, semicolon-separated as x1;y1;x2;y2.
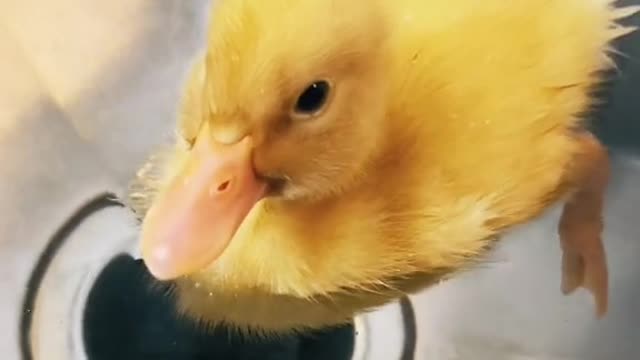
130;0;635;333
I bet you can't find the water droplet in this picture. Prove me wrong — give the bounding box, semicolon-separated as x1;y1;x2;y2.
208;292;213;297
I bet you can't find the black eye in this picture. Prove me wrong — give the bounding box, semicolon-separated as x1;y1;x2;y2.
294;80;330;116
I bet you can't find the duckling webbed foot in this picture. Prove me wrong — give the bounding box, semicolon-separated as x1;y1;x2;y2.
558;132;609;317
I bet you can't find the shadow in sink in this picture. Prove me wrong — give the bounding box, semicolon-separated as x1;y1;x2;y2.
83;255;355;360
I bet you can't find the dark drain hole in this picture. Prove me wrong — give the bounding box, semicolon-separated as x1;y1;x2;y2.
82;255;355;360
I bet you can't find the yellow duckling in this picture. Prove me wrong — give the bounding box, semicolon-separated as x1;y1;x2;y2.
129;0;637;334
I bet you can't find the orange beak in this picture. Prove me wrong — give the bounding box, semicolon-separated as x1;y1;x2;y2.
140;129;267;280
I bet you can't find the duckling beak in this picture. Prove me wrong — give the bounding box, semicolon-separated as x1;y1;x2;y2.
140;131;267;281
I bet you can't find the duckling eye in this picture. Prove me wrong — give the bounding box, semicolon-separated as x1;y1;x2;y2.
293;80;330;116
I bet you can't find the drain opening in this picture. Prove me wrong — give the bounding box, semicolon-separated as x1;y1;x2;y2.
82;255;355;360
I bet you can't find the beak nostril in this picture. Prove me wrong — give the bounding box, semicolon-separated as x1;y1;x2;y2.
208;179;233;197
217;180;231;192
